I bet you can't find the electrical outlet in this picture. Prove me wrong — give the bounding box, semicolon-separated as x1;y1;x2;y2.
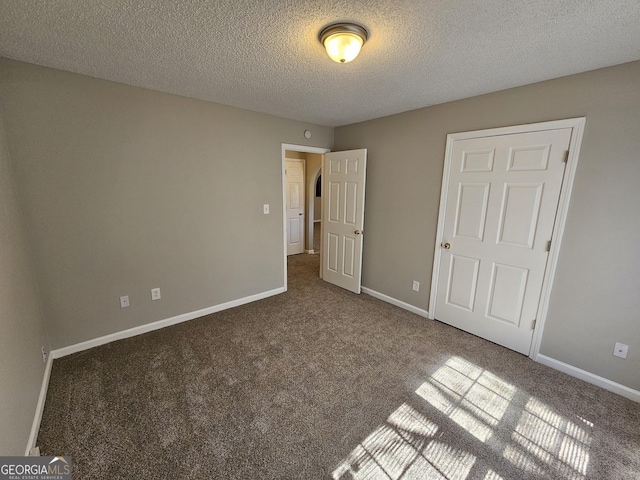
613;342;628;359
41;346;47;363
120;295;130;308
151;288;161;300
263;204;270;214
412;280;420;292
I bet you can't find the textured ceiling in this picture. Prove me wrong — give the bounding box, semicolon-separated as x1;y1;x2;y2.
1;0;639;127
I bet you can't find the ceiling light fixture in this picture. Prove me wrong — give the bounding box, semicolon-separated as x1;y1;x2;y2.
319;23;368;64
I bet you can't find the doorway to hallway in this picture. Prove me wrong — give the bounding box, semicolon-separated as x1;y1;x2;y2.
281;144;330;290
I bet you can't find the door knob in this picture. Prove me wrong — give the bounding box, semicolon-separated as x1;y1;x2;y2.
442;242;451;249
299;213;303;215
355;230;362;235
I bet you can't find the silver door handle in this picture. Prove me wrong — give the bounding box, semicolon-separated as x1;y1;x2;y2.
355;230;362;235
441;242;451;249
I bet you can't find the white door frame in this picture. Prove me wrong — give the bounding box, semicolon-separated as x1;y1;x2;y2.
428;118;586;360
281;144;330;291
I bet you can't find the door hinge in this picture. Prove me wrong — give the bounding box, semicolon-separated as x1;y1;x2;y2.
532;319;537;330
546;240;552;252
563;150;569;163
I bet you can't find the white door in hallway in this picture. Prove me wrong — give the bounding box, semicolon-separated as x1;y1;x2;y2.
432;127;572;355
286;159;305;255
322;149;367;294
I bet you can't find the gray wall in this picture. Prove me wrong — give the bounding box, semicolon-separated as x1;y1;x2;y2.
0;58;333;350
335;61;640;391
0;116;49;454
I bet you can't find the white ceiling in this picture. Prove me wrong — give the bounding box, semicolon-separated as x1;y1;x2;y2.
1;1;639;127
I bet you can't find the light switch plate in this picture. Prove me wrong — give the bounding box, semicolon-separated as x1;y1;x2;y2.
263;204;270;214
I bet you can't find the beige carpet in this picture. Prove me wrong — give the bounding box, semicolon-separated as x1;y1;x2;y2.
38;254;639;479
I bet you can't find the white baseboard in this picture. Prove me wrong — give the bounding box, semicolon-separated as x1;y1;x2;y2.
314;220;321;223
536;354;640;403
361;287;429;318
52;287;285;359
25;353;53;455
304;249;315;254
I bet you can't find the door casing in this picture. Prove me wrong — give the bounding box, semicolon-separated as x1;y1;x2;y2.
429;118;586;360
281;144;330;291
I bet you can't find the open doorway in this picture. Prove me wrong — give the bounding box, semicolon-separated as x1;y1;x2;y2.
284;149;324;255
284;154;305;255
312;173;321;253
281;144;330;290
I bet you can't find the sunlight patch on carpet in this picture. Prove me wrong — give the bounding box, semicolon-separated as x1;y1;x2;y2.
333;356;593;479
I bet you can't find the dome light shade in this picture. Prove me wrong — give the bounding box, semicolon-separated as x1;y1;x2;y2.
320;23;368;63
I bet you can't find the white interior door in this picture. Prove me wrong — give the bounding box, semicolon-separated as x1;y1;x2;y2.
286;159;305;255
433;127;572;354
322;149;367;293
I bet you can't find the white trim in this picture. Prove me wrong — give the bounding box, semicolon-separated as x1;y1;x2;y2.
319;159;324;279
25;353;53;455
428;118;586;360
537;354;640;403
428;131;455;320
52;287;284;359
314;219;321;223
281;144;330;290
281;144;330;155
441;118;586;141
304;249;316;254
529;118;586;359
362;287;429;318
